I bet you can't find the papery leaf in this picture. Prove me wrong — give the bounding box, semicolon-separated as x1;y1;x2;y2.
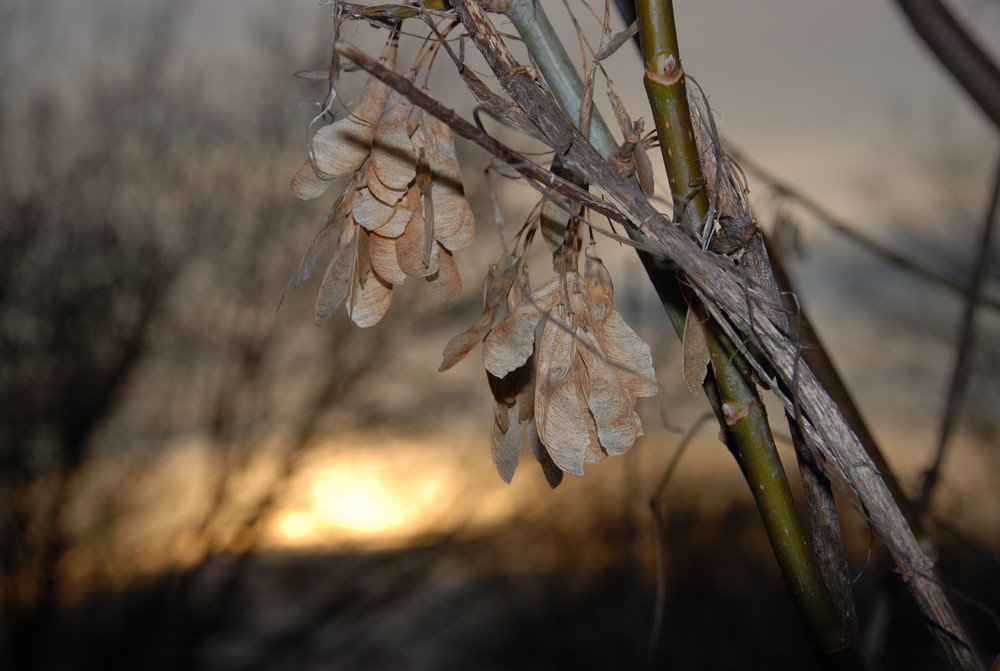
634;143;655;196
491;401;521;483
286;186;354;291
682;306;710;395
366;159;408;206
482;277;562;378
537;372;590;476
439;262;516;372
599;309;659;398
434;185;476;251
348;268;393;328
395;207;439;277
420;112;476;250
314;219;359;325
353;184;398;230
369;231;407;285
291;77;390;200
584;246;615;321
534;311;590;475
577;328;641;456
426;244;461;301
371;91;416;191
488;368;529;483
372;196;411;238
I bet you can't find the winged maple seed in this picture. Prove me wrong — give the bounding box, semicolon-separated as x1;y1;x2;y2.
441;245;658;484
287;55;475;327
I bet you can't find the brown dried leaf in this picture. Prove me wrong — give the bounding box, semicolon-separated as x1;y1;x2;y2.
578;328;641;456
434;184;476;251
365;159;408;206
426;244;461;301
348;266;393;328
491;401;521;483
634;143;655;195
534;311;590;475
372;196;411;238
584;246;615;321
369;231;407;285
286;186;355;291
482;277;561;378
419;112;475;250
291;76;390;200
370;91;416;191
314;219;358;325
599;309;659;398
682;306;710;395
488;367;530;484
537;381;590;475
395;207;439;277
439;262;516;372
353;183;398;230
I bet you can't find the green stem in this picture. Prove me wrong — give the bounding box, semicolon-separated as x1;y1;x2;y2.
506;0;861;664
633;0;708;230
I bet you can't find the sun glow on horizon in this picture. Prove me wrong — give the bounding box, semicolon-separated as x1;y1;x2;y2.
267;447;459;548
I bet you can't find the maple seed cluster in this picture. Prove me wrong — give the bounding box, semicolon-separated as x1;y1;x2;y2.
441;245;658;483
288;48;658;485
288;58;475;327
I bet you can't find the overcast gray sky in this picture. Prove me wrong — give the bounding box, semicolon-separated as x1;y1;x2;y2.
11;0;997;219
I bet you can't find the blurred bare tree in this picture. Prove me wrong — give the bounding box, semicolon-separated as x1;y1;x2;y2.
0;3;419;668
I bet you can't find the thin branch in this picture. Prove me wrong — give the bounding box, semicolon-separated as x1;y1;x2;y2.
893;0;1000;130
918;151;1000;514
731;147;1000;315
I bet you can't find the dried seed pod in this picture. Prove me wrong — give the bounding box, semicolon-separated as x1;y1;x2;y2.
370;91;417;192
439;261;516;372
292;76;391;200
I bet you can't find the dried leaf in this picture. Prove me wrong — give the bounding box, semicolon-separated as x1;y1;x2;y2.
434;184;476;251
372;196;411;238
314;220;358;325
366;159;408;206
369;231;407;284
682;306;710;395
439;262;516;372
598;309;659;398
395;207;439;277
291;76;390;200
348;266;393;328
534;310;590;475
426;244;461;301
370;91;416;191
488;368;530;484
286;186;354;291
491;401;521;483
584;246;615;321
578;328;641;456
419;112;475;250
353;183;399;230
482;277;561;378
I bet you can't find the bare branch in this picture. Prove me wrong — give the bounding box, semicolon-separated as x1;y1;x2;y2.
894;0;1000;130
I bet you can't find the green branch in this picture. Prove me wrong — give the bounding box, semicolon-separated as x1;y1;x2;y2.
504;0;862;665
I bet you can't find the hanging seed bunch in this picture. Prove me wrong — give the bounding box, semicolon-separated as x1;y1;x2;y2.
287;40;475;327
289;10;658;487
440;209;658;485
